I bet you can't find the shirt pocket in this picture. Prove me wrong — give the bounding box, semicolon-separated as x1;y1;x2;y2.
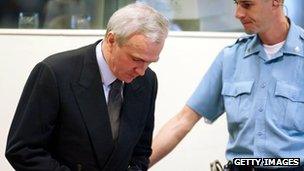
275;81;304;131
221;80;254;126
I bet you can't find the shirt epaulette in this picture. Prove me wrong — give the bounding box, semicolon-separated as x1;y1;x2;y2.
227;34;254;48
235;34;254;44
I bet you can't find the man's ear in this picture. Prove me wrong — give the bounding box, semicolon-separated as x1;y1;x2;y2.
106;32;116;46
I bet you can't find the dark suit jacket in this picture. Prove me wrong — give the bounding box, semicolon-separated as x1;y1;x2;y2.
6;40;157;171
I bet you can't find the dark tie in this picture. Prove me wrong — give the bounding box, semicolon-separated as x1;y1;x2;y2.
108;79;123;140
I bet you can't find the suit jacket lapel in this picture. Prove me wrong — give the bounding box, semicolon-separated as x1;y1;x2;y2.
71;42;114;169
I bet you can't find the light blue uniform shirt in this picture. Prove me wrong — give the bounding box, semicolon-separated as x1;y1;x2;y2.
187;20;304;163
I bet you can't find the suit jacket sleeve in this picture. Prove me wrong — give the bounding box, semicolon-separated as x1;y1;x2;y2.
6;62;70;171
128;72;157;171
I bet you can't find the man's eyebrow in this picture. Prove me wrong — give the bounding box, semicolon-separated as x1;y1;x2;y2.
132;55;159;63
234;0;253;3
149;57;160;63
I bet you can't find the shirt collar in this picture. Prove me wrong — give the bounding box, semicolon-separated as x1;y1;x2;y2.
96;41;117;87
244;35;261;58
244;19;304;58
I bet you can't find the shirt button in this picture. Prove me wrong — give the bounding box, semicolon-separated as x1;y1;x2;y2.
257;132;263;136
258;108;263;112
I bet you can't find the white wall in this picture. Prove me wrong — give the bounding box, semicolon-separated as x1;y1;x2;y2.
0;29;241;171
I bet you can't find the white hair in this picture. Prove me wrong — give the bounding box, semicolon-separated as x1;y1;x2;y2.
105;2;169;45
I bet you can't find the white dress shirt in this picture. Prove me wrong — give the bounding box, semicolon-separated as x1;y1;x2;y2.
95;41;117;103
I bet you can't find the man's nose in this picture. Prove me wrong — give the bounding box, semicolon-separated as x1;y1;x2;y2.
135;63;148;76
235;5;245;20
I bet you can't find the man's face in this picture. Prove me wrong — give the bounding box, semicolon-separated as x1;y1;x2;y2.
234;0;274;34
107;34;165;83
